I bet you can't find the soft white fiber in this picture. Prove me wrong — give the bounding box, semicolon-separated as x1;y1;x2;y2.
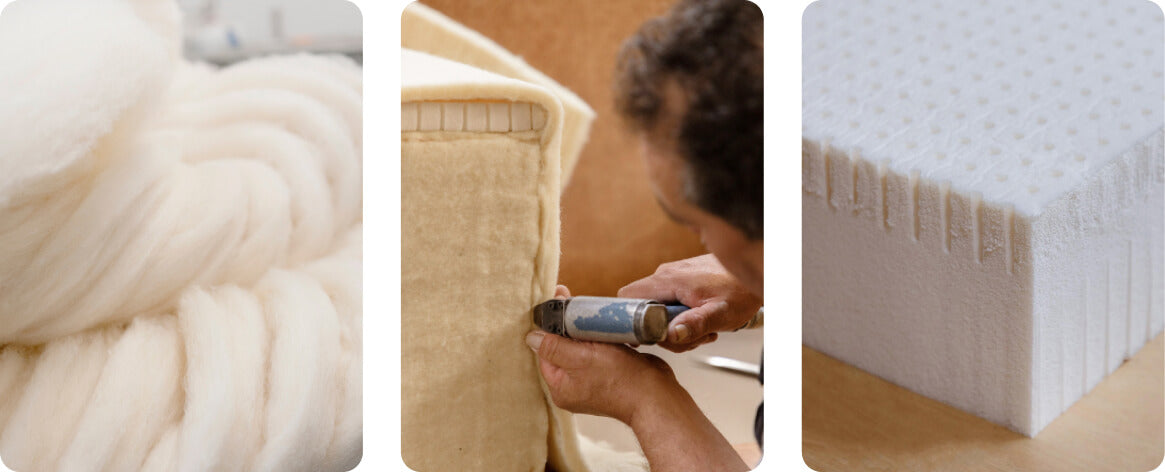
0;0;362;470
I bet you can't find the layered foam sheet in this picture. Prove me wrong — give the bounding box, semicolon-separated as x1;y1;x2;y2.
802;0;1164;436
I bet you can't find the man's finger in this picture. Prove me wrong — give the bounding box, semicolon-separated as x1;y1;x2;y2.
616;276;677;301
667;300;728;343
529;331;592;369
659;332;719;353
554;285;571;299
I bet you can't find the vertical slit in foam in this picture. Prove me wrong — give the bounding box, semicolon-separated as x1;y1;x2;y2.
879;160;889;230
1004;205;1015;274
941;182;951;253
824;141;834;210
909;170;920;242
806;139;821;200
972;193;983;264
1147;244;1154;344
851;150;859;206
1034;298;1042;430
462;103;468;131
1105;263;1111;373
1082;277;1089;392
1126;239;1133;359
1059;317;1066;415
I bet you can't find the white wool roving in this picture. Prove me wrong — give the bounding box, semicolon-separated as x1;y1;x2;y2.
0;0;362;470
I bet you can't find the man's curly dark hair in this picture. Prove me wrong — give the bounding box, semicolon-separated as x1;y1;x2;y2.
614;0;763;240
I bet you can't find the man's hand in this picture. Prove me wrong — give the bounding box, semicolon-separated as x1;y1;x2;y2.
526;286;683;424
528;287;748;472
618;254;762;353
526;328;681;424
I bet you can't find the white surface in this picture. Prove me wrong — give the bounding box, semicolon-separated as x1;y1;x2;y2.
802;0;1164;436
179;0;361;62
179;0;360;45
701;356;762;377
1029;131;1164;432
803;0;1163;217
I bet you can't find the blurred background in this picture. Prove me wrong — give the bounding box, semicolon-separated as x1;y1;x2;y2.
177;0;361;64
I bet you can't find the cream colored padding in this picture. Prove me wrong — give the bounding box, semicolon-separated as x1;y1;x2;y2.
401;49;645;471
0;0;362;470
576;436;649;472
402;2;595;183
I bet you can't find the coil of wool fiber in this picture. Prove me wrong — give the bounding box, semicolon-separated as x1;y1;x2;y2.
0;0;363;470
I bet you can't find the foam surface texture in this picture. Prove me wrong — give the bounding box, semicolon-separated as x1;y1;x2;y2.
803;0;1163;436
0;0;362;470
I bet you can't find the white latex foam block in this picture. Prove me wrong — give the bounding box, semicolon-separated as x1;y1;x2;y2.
802;0;1164;436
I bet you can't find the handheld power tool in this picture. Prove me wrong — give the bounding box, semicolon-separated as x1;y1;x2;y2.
531;296;763;345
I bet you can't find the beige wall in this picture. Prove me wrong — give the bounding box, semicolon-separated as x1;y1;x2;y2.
418;0;707;296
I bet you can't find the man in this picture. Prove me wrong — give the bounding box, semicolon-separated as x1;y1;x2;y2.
524;0;763;470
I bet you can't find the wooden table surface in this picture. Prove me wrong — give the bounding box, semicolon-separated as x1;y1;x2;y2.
804;334;1164;472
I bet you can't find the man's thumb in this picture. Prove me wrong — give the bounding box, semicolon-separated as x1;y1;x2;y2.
531;331;591;369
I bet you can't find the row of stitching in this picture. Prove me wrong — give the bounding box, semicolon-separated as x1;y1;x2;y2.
400;130;541;144
525;105;565;469
402;101;548;132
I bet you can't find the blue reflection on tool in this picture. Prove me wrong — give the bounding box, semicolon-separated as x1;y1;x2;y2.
573;302;633;333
